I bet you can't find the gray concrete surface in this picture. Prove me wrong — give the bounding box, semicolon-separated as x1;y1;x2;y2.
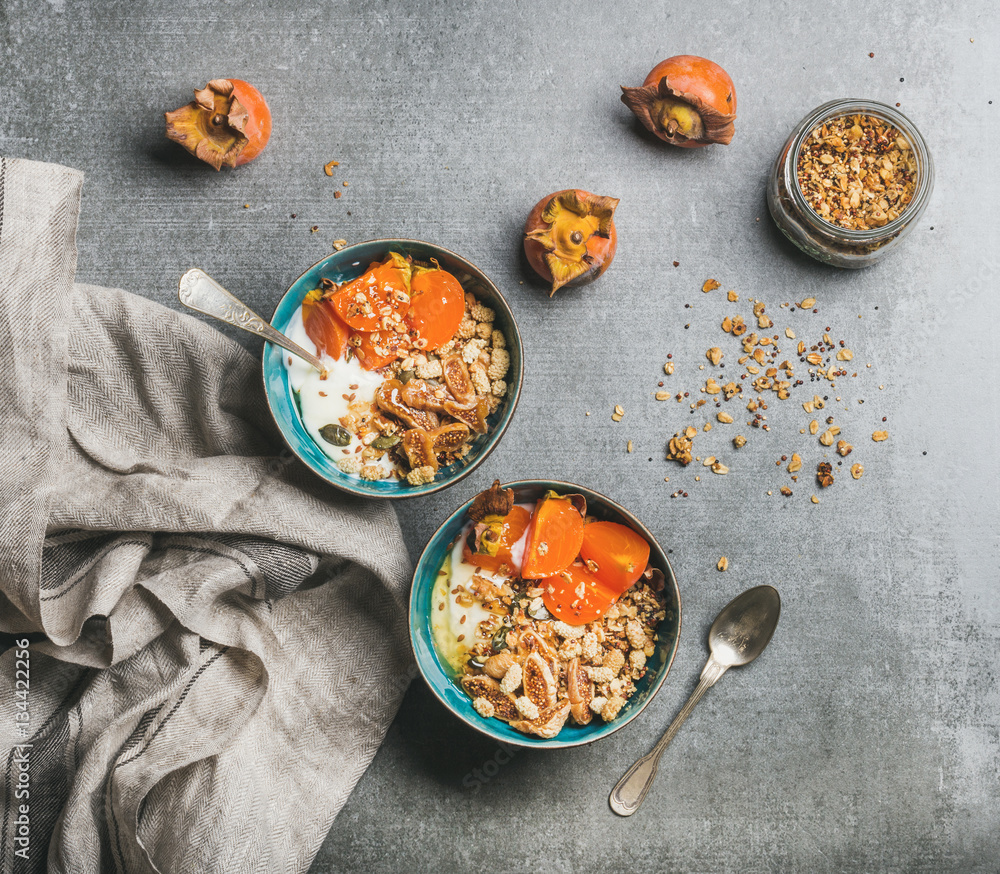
2;0;998;870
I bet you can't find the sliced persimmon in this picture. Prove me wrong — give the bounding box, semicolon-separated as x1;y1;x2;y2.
331;254;411;332
302;290;350;361
406;266;466;351
463;505;531;573
353;330;405;371
540;562;618;624
521;493;585;579
579;521;650;592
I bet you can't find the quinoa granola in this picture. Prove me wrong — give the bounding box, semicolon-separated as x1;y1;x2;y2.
796;114;917;230
458;570;668;738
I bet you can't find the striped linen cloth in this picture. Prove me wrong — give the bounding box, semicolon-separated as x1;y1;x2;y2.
0;157;413;874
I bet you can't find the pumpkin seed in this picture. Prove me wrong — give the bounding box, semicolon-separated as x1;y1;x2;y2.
371;434;400;450
319;424;351;446
491;625;510;651
398;369;416;383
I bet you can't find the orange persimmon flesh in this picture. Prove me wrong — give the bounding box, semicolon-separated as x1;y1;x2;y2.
462;505;532;573
331;259;410;332
541;562;619;624
521;495;585;579
353;329;405;370
406;268;466;351
302;291;351;360
579;521;650;591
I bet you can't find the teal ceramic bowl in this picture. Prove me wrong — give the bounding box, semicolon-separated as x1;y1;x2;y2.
409;480;682;748
262;240;523;499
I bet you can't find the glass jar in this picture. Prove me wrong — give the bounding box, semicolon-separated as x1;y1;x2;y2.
767;99;934;268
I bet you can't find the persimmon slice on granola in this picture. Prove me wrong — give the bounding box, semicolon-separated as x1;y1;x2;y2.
406;265;466;351
540;561;619;624
330;253;411;332
520;492;586;579
579;521;650;591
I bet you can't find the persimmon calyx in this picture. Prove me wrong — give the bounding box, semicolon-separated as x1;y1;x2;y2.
621;77;736;146
469;480;515;524
524;191;619;296
468;479;516;557
165;79;250;170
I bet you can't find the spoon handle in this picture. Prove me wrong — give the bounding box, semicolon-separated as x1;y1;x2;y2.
609;657;728;817
177;268;326;372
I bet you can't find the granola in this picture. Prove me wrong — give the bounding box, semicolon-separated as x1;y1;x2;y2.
432;486;670;739
796;114;917;230
285;253;510;484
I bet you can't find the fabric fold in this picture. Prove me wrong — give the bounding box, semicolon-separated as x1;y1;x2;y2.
0;156;413;874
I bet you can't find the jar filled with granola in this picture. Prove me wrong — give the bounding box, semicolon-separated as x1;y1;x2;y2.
767;99;934;268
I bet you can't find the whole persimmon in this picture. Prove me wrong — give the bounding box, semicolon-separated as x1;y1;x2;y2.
165;78;272;169
621;56;736;147
523;189;619;297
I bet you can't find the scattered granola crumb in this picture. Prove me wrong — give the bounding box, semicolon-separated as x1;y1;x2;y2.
323;160;340;176
332;239;347;250
702;278;721;293
627;440;633;453
717;556;728;572
872;430;889;442
817;461;834;488
811;494;820;504
851;463;864;479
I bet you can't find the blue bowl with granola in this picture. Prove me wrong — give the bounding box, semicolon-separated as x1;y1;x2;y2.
410;480;682;748
262;240;523;499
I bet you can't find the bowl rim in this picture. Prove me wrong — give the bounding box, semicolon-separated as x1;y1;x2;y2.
261;238;523;499
409;478;682;748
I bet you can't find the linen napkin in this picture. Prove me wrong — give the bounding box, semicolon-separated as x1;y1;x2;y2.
0;156;413;874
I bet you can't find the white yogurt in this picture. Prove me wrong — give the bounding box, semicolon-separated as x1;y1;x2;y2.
282;305;392;474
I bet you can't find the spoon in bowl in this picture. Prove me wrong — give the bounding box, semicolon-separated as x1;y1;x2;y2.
609;584;781;817
177;268;327;375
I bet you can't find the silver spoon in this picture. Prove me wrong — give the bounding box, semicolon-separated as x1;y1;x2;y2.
609;584;781;817
177;268;327;375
